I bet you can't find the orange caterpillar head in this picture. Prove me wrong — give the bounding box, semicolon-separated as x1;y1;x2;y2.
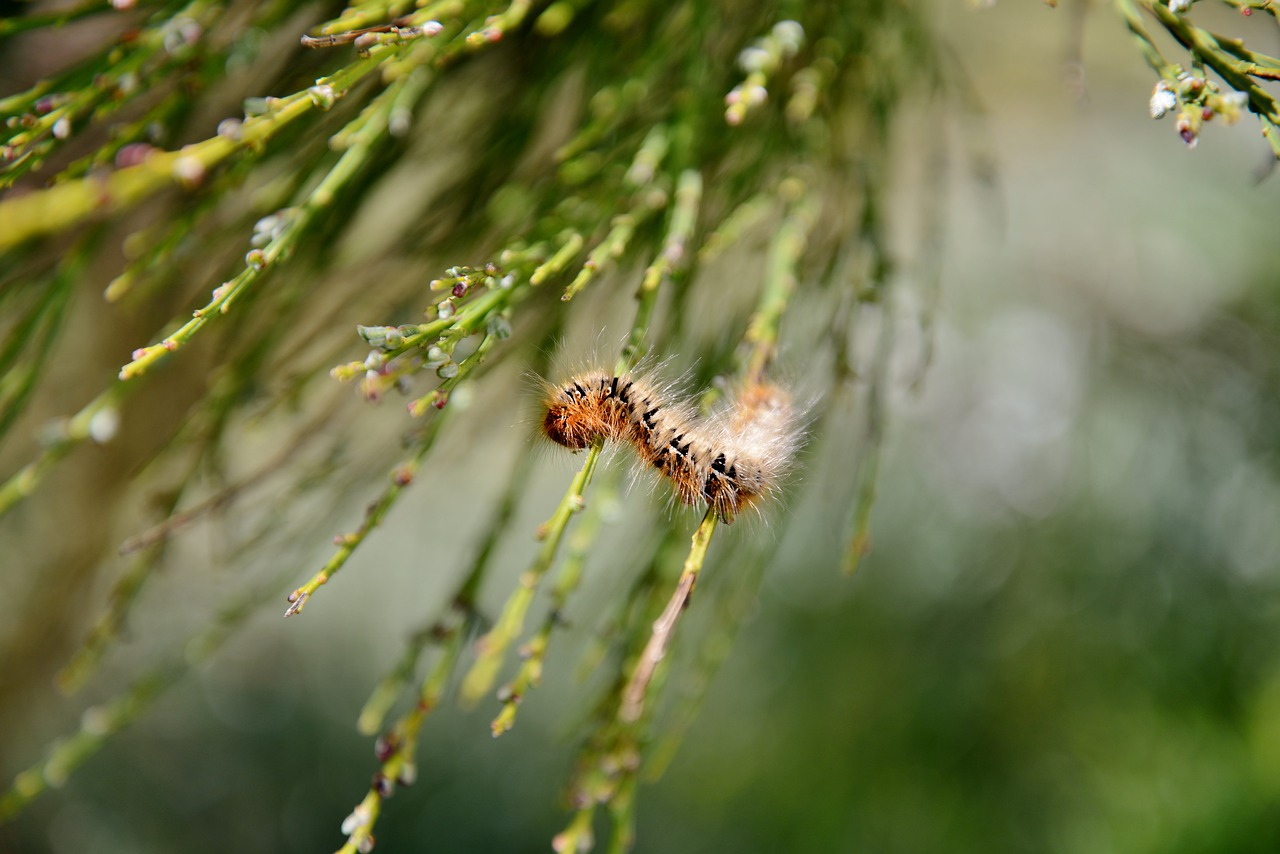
542;399;595;449
540;371;618;450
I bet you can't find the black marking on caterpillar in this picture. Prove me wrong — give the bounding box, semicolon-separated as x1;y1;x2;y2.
539;370;800;522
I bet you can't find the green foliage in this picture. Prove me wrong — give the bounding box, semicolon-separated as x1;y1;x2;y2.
0;0;937;849
2;1;1278;852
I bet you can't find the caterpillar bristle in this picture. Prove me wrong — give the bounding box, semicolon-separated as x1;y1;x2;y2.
538;369;799;523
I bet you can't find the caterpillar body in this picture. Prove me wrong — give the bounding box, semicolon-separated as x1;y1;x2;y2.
540;370;799;522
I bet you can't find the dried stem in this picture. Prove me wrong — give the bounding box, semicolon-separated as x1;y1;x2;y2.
618;507;718;723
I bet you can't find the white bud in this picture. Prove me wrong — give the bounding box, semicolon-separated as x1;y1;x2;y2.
737;46;771;74
172;155;205;187
308;84;336;111
340;803;371;835
81;705;112;735
88;407;120;444
1223;91;1248;109
216;117;243;140
772;21;804;56
1149;80;1177;119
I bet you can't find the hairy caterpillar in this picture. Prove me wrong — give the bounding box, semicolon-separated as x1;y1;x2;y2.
540;370;800;522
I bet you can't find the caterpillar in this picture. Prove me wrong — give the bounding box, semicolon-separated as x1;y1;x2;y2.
539;370;800;522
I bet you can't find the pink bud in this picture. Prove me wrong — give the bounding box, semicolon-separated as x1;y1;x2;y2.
115;143;156;168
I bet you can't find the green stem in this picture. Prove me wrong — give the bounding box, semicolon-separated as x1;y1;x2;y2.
618;507;718;724
118;69;423;380
0;44;396;250
621;169;702;368
459;437;602;703
561;190;668;302
742;181;815;383
284;335;498;616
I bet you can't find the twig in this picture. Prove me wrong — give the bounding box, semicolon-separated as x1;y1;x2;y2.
284;334;499;616
618;508;717;723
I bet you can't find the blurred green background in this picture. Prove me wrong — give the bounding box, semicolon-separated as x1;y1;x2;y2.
4;2;1280;853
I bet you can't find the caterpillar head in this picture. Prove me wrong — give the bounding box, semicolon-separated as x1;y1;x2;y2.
542;398;595;449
